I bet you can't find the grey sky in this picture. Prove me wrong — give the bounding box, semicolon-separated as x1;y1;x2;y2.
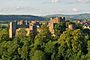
0;0;90;16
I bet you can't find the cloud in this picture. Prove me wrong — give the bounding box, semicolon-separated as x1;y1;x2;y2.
72;8;80;12
51;0;60;3
0;6;43;15
0;6;40;12
78;0;90;3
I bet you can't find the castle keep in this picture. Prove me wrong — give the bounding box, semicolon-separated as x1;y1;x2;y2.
48;17;65;34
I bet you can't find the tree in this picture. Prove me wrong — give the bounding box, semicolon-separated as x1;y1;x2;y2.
58;29;87;60
76;23;83;29
30;26;51;60
45;40;57;54
54;22;66;38
31;50;47;60
0;28;9;42
16;28;27;37
45;40;58;60
86;41;90;60
34;26;51;50
16;36;31;60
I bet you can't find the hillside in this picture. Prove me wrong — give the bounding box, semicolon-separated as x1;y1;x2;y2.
0;15;48;21
45;13;90;20
0;13;90;21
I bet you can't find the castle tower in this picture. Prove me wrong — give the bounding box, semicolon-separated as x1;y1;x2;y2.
25;20;28;25
19;20;24;25
60;16;65;22
9;22;13;38
68;24;76;30
9;21;17;38
48;17;65;34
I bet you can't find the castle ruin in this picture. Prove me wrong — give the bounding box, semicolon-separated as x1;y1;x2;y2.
9;20;39;38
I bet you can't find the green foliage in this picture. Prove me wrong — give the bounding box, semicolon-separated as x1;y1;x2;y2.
58;29;86;53
29;26;52;60
58;29;87;60
0;29;9;42
54;22;66;39
17;28;27;37
85;41;90;60
0;21;90;60
31;50;47;60
76;23;83;29
45;40;57;53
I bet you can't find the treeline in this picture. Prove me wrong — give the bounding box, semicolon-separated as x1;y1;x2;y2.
0;22;90;60
0;15;47;21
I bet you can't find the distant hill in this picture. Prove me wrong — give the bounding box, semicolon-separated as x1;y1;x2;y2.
45;13;90;20
0;15;48;21
0;13;90;21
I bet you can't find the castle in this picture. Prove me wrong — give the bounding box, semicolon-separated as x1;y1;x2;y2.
48;17;65;34
9;16;77;38
9;20;40;38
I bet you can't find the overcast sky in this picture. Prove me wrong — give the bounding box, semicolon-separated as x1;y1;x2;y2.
0;0;90;16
